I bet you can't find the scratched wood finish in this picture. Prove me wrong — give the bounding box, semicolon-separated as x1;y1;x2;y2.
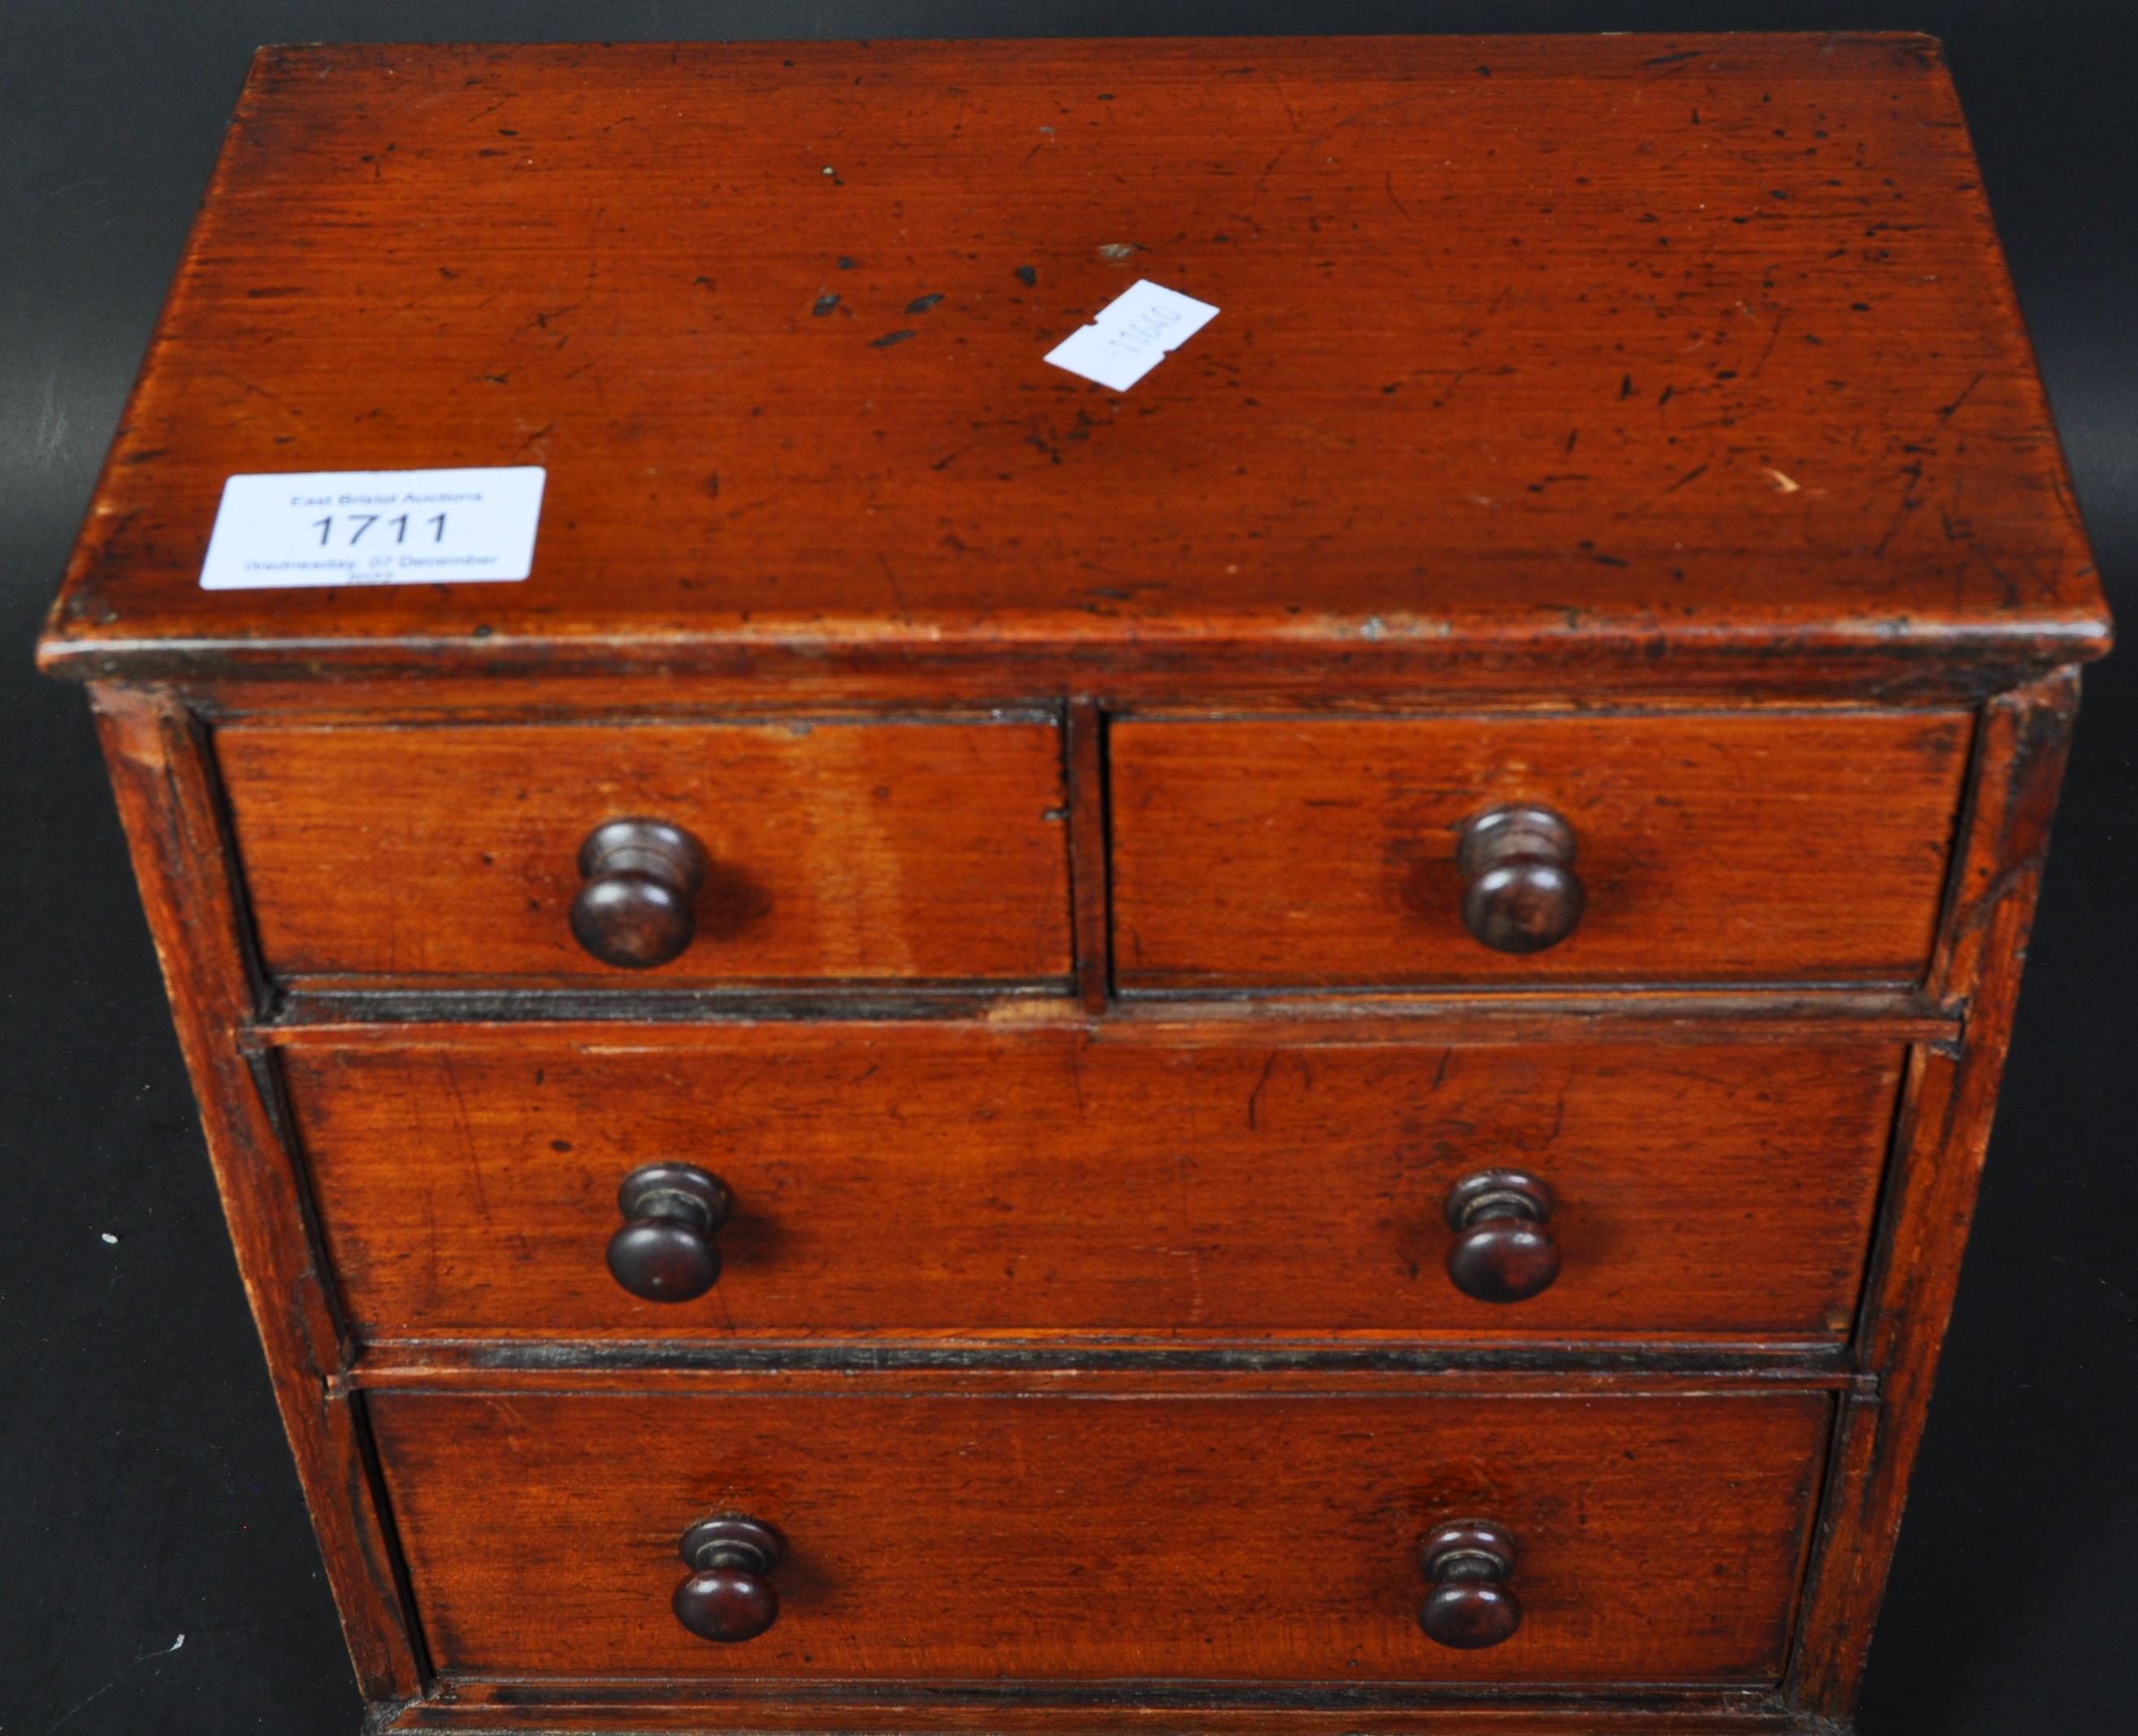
35;37;2108;704
215;719;1071;988
284;1026;1901;1341
33;33;2111;1736
366;1387;1830;1682
1112;712;1971;988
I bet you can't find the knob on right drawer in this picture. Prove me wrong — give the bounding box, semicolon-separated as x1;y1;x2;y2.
1456;804;1583;953
1417;1520;1522;1648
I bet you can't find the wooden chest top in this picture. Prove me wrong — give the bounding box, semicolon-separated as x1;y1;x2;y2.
38;33;2108;701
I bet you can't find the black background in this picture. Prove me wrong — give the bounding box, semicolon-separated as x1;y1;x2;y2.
3;5;2131;1732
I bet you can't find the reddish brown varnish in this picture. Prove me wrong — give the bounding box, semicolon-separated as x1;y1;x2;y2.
1112;713;1972;989
366;1387;1831;1683
33;37;2108;703
215;719;1071;988
282;1026;1901;1341
35;33;2110;1736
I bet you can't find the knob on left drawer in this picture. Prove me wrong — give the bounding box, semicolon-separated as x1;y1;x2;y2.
1443;1170;1560;1304
607;1164;731;1302
571;818;709;968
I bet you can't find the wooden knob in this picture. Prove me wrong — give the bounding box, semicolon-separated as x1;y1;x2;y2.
1418;1521;1522;1649
607;1164;730;1302
1456;805;1583;953
674;1516;782;1643
570;818;708;968
1443;1170;1559;1304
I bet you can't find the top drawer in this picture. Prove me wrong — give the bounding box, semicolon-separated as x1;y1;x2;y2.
215;720;1071;991
1112;712;1971;991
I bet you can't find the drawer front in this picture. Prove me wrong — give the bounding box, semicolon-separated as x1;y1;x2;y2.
215;720;1070;988
369;1387;1830;1682
1111;713;1971;989
288;1026;1900;1340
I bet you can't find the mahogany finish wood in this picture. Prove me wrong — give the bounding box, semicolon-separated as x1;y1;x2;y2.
37;33;2109;1736
85;690;424;1700
35;37;2106;702
366;1388;1828;1683
279;1027;1902;1341
1112;712;1971;989
1787;671;2084;1711
215;719;1072;989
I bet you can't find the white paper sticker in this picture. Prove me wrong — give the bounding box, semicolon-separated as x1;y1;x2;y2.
199;467;545;590
1043;280;1219;391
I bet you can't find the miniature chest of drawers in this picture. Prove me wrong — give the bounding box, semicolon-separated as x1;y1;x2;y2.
38;33;2110;1736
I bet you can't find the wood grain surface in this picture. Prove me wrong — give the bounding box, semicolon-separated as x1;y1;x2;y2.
40;34;2110;1736
37;36;2107;701
86;688;425;1698
1112;711;1971;988
366;1387;1831;1682
284;1023;1902;1342
1788;671;2084;1712
215;718;1071;988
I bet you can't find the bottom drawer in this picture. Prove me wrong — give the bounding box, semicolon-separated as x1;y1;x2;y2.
369;1386;1830;1685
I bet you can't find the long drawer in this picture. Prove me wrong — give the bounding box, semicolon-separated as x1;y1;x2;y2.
368;1385;1831;1683
215;718;1072;990
284;1023;1902;1341
1110;711;1972;990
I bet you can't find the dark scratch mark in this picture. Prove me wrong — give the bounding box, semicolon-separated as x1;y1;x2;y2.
1872;459;1927;558
906;293;945;314
876;552;909;607
1969;536;2022;606
1247;1051;1282;1131
870;330;916;347
1750;311;1786;379
1545;1082;1570;1144
1935;370;1986;426
1662;462;1709;493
